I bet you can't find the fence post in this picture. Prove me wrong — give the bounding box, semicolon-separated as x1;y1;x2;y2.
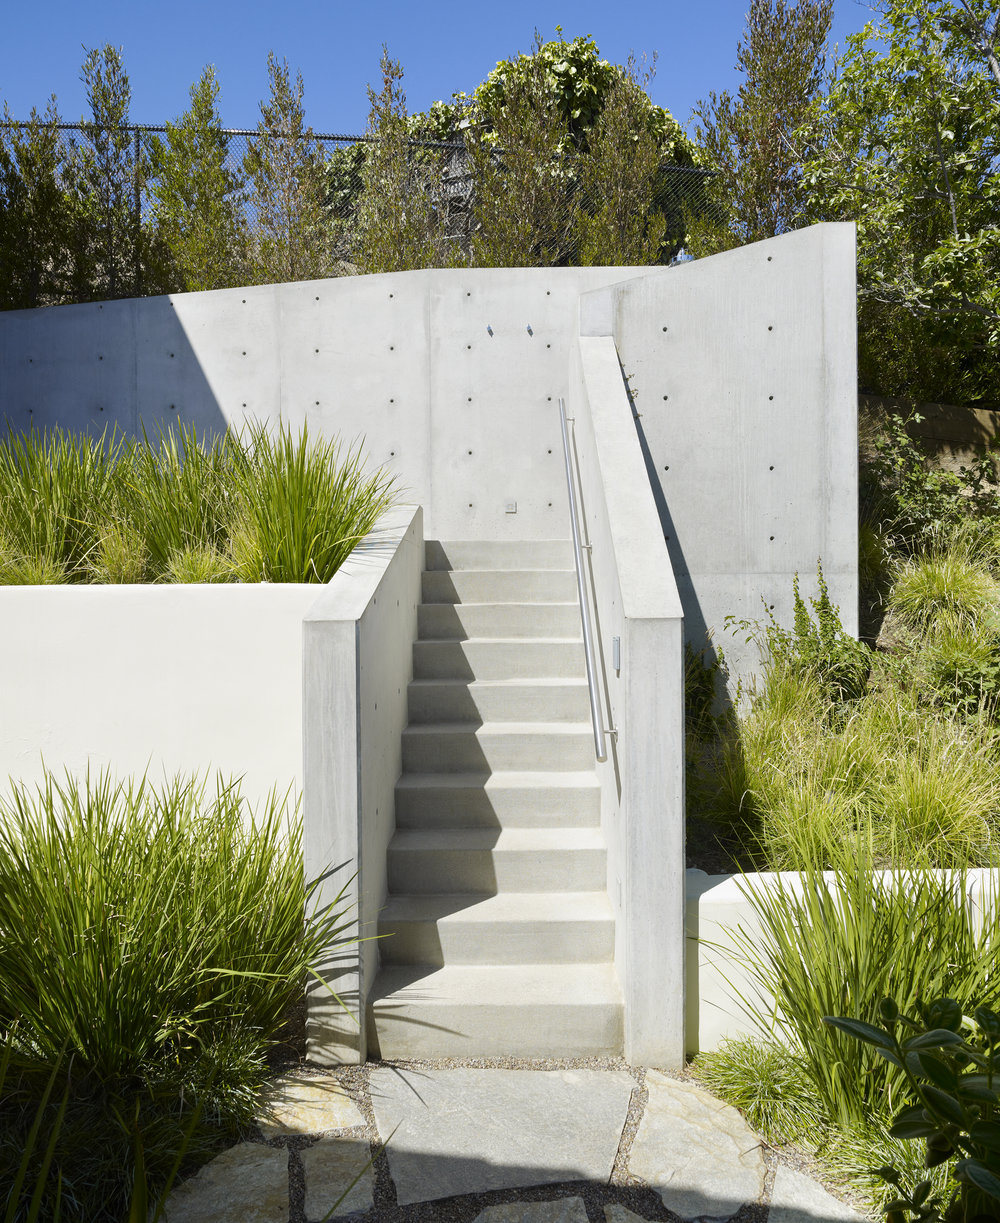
133;127;142;297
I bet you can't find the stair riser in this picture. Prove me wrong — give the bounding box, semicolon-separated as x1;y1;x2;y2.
394;784;601;829
413;640;585;680
378;919;615;966
402;731;593;773
425;541;574;571
418;603;580;640
368;1000;623;1060
422;570;577;604
387;847;606;893
407;683;590;724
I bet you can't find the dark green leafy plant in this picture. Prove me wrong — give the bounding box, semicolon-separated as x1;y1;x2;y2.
825;995;1000;1223
865;412;1000;550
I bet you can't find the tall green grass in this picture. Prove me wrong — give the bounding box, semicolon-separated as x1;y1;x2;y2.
694;867;1000;1210
0;422;397;586
0;769;353;1222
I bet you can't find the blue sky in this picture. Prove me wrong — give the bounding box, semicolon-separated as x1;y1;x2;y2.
4;0;878;136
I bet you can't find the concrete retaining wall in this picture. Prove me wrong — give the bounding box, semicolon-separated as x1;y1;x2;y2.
302;505;423;1064
581;224;858;683
0;268;648;543
570;335;686;1065
0;583;317;809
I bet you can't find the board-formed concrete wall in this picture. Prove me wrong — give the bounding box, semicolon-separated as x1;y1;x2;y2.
581;223;858;681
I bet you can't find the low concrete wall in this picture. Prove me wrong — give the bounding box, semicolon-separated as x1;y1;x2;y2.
0;583;318;809
570;334;686;1066
685;867;1000;1054
302;504;423;1064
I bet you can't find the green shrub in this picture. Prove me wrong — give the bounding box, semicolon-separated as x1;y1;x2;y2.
0;769;353;1221
226;422;396;584
915;618;1000;720
825;996;1000;1222
692;1038;822;1143
889;553;998;634
729;563;870;707
735;869;1000;1136
863;412;1000;550
0;423;397;586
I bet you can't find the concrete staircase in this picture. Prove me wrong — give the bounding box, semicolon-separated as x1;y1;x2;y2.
368;540;624;1059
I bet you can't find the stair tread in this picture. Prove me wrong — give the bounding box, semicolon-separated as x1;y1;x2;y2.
409;677;588;688
402;720;593;735
389;826;604;850
396;770;600;789
380;891;614;922
371;961;623;1004
418;637;583;646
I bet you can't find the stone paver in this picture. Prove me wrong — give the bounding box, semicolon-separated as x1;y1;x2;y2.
369;1067;635;1206
159;1142;288;1223
603;1206;650;1223
627;1072;765;1223
301;1136;375;1221
769;1167;865;1223
256;1073;365;1137
472;1198;590;1223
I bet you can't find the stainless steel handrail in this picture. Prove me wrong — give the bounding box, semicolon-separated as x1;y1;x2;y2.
558;397;612;763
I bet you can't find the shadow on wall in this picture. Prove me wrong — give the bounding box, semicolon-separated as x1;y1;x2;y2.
0;295;230;440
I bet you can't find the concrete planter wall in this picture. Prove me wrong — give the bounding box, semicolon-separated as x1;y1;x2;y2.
685;867;1000;1055
0;582;319;809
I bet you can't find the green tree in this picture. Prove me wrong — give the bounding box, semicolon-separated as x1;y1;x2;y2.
352;47;445;274
465;33;578;267
149;66;247;292
244;53;329;284
69;45;153;299
573;56;669;266
800;0;1000;402
0;99;73;308
689;0;833;255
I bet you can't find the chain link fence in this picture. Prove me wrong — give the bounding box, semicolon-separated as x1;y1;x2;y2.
0;120;717;306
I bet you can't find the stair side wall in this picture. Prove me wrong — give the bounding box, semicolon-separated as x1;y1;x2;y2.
303;504;423;1064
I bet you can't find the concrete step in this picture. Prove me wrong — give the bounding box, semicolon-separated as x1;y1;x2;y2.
401;722;594;773
422;568;577;605
368;963;624;1059
407;678;590;725
378;891;615;966
418;602;580;641
386;826;607;893
413;639;585;680
425;540;574;572
394;771;601;829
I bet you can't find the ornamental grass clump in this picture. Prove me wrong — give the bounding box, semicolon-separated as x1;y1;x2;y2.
227;421;397;583
0;422;397;586
706;868;1000;1209
0;769;353;1222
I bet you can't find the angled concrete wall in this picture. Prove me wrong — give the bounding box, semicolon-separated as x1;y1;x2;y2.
581;223;858;682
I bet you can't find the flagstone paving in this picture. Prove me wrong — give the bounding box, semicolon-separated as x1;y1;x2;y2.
157;1065;867;1223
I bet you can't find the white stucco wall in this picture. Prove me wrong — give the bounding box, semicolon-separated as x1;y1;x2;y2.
0;583;319;809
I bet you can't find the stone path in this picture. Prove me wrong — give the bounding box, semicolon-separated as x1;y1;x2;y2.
158;1063;867;1223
